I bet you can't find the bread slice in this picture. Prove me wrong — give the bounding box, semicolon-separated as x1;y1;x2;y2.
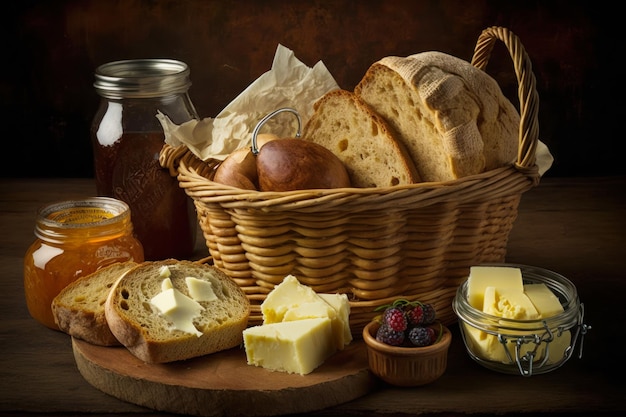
354;51;520;182
51;261;137;346
104;259;250;363
302;89;421;188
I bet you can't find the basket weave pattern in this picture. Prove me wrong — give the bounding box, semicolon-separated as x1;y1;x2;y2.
160;27;541;334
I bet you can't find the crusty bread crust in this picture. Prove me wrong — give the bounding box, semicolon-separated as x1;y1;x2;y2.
355;52;520;182
302;89;420;187
104;259;250;363
52;261;137;346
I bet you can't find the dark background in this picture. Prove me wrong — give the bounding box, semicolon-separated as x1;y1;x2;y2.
3;0;623;179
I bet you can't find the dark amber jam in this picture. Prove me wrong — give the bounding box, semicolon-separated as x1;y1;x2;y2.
93;131;196;260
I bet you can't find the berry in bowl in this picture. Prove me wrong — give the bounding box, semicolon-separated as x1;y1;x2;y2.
362;300;451;387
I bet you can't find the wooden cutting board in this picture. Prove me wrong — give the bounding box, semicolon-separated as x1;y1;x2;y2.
72;338;375;417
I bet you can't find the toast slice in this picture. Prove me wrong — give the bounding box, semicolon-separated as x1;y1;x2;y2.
104;259;250;363
354;52;520;182
302;89;421;187
52;261;137;346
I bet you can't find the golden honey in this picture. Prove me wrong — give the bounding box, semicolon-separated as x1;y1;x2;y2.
23;197;144;330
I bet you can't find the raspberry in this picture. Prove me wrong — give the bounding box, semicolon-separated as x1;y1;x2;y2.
421;303;436;325
376;324;405;346
408;326;435;347
404;304;424;326
383;307;408;332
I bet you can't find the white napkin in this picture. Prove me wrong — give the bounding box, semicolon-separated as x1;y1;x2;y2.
158;44;339;161
536;140;553;176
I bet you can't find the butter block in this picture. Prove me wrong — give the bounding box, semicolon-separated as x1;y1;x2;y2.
467;266;523;309
483;286;539;320
524;283;563;317
464;277;571;365
319;293;353;348
464;322;571;365
243;318;335;375
261;275;321;323
544;329;571;364
161;277;173;290
150;280;204;337
283;300;335;321
158;265;171;278
524;283;570;363
186;276;217;302
463;323;539;364
283;298;352;350
262;275;352;349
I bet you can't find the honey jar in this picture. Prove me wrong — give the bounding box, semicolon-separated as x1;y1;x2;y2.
23;197;144;330
91;59;199;260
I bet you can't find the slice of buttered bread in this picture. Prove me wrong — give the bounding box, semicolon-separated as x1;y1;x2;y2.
104;259;250;363
52;261;137;346
354;52;520;182
302;89;420;188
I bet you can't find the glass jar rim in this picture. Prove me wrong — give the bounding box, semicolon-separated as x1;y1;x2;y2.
35;197;132;241
94;59;192;99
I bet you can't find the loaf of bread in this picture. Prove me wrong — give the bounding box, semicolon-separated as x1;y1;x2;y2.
354;52;520;182
104;259;250;363
302;89;421;187
51;261;137;346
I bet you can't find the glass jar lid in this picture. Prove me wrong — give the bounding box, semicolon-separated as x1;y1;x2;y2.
94;59;192;99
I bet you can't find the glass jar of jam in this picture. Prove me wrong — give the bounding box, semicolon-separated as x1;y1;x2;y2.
91;59;199;260
24;198;144;330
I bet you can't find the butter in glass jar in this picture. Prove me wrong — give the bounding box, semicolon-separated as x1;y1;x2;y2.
23;197;144;330
452;263;589;376
91;59;199;260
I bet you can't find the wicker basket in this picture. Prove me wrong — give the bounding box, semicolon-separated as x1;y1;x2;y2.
159;26;541;334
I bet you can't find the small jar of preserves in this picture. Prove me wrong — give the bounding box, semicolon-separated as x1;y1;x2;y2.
91;59;199;260
23;197;144;330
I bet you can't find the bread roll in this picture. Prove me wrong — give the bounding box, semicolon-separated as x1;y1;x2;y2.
213;133;278;189
256;138;351;191
302;89;421;187
354;52;520;182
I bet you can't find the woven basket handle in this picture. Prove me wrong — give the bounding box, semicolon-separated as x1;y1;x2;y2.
471;26;539;170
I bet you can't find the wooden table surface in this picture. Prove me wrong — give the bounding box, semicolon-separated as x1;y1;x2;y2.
1;176;625;417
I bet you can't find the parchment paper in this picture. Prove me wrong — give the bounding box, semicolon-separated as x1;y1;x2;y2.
157;44;339;162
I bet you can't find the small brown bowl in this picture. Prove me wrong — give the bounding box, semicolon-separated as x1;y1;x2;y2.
362;321;452;387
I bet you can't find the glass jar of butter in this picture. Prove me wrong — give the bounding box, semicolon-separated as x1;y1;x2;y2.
23;197;144;330
452;263;590;376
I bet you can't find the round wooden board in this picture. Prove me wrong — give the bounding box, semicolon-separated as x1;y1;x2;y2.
72;338;375;416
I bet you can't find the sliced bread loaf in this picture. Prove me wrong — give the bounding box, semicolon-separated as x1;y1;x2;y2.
354;52;520;182
51;261;137;346
302;89;421;187
104;259;250;363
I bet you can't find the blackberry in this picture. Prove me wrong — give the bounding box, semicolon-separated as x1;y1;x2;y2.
383;306;408;332
376;323;405;346
421;303;436;325
408;326;435;347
